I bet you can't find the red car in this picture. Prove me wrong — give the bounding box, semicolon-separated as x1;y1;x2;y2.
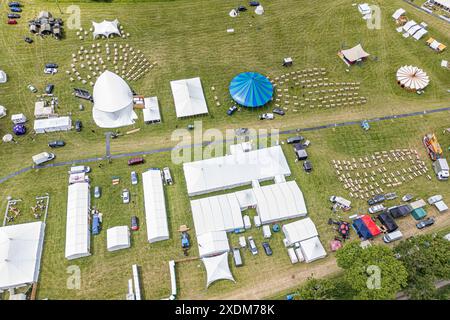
131;216;139;231
7;19;17;25
127;157;144;166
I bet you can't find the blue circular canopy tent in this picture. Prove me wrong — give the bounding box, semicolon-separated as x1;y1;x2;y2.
229;72;273;107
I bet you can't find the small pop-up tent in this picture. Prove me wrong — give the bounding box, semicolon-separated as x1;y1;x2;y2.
0;70;7;83
202;252;235;288
92;19;121;39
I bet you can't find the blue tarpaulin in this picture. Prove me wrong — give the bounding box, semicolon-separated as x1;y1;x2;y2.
229;72;273;107
92;214;101;235
352;218;372;240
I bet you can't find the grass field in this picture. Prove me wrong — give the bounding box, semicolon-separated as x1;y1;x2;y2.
0;0;449;300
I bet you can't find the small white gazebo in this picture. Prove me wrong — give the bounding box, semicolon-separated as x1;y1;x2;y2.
202;252;235;288
92;19;121;39
396;65;430;91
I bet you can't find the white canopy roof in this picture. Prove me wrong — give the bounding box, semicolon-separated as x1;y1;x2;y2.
235;189;257;209
407;24;422;36
92;19;121;38
282;218;318;245
299;236;327;263
143;97;161;123
202;252;235;288
106;226;130;252
340;44;370;62
0;70;7;83
403;20;417;32
358;3;371;14
93;71;136;128
0;222;45;291
197;231;230;258
413;28;428;40
392;8;406;20
34;116;71;134
183;145;291;196
396;65;430;90
170;77;208;118
65;182;91;260
142;169;169;243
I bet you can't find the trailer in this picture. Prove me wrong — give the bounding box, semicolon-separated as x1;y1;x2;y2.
433;158;449;181
287;247;299;264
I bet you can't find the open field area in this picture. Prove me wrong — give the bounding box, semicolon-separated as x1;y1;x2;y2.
0;0;449;300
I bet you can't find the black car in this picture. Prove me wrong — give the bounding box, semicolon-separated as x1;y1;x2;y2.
262;242;272;256
416;217;435;230
272;108;285;116
24;37;33;44
48;140;65;148
7;13;20;19
237;5;247;11
377;212;398;232
303;160;312;172
287;136;304;144
75;120;82;132
368;194;385;206
45;63;58;69
388;204;412;219
227;105;238;116
45;84;54;94
249;1;260;6
9;2;21;7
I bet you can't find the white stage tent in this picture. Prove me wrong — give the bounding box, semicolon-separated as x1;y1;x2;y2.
106;226;130;252
202;252;235;288
253;181;308;224
183;145;291;196
34;116;71;134
191;194;244;235
170;77;208;118
143;97;161;124
299;237;327;263
142;169;169;243
392;8;406;20
92;71;137;128
197;231;230;258
282;218;318;246
65;182;91;260
92;19;121;38
413;28;428;40
0;221;45;291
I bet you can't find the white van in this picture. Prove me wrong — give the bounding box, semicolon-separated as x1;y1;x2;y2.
163;167;173;185
69;165;91;174
32;152;55;165
287;248;299;264
383;230;403;243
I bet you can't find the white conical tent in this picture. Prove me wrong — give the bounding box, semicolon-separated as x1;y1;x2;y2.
92;19;121;38
0;222;45;290
92;71;137;128
396;65;430;91
202;252;235;288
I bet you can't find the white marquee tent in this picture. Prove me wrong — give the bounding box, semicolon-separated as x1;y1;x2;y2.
92;71;137;128
235;189;257;210
402;20;417;32
407;24;422;36
34;116;71;134
197;231;230;258
142;169;169;243
0;221;45;291
106;226;130;252
92;19;121;39
170;77;208;118
413;28;428;40
65;182;91;260
392;8;406;20
299;236;327;263
0;70;7;83
202;252;235;288
183;145;291;196
396;65;430;91
143;97;161;124
282;218;318;246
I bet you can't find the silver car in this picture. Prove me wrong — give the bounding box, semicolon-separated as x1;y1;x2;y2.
131;171;138;185
122;189;130;204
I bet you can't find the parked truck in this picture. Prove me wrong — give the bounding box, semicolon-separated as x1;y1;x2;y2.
432;158;449;181
32;152;55;165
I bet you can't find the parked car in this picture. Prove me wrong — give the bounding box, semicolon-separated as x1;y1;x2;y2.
303;160;312;172
131;216;139;231
45;84;54;94
9;2;21;7
287;136;304;144
232;248;243;267
416;217;435;230
128;157;144;166
272;108;285;116
385;192;397;200
259;113;274;120
388;204;412;219
427;195;443;205
368;194;385;206
262;242;272;256
7;18;18;24
122;189;130;204
368;204;385;214
48;140;65;148
227;105;238;116
402;194;414;202
10;7;21;12
377;212;398;233
69;166;91;174
44;67;58;75
24;37;33;44
131;171;138;185
75;120;82;132
94;186;101;199
248;236;258;255
383;230;403;243
45;63;58;69
27;84;37;93
7;13;20;19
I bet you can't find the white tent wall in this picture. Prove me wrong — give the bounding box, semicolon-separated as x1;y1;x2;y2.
0;221;45;291
197;231;230;258
282;218;318;246
299;236;327;263
169;260;177;297
202;252;235;288
34;116;72;134
65;182;91;260
170;77;208;118
142;169;169;243
106;226;131;252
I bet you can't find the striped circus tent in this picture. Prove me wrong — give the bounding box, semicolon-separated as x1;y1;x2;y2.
396;65;430;91
229;72;273;107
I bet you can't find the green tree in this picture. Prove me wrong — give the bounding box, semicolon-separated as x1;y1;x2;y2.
295;276;336;300
336;241;408;300
394;234;450;300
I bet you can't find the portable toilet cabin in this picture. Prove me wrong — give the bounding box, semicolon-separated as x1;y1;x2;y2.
262;225;272;239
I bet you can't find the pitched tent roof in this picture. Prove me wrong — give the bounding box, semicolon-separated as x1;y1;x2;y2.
361;215;381;236
202;252;235;288
282;218;318;245
403;20;417;32
92;71;136;128
197;231;230;258
413;28;428;40
407;24;423;36
340;44;370;63
170;77;208;118
33;116;72;134
392;8;406;20
396;65;430;91
229;72;273;107
92;19;121;38
0;221;45;291
106;226;131;252
299;236;327;263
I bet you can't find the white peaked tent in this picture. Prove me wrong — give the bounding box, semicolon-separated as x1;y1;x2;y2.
340;44;370;63
0;70;7;83
299;236;327;263
0;221;45;291
92;19;121;38
93;71;137;128
392;8;406;20
107;226;130;252
396;65;430;91
197;231;230;258
202;252;235;288
282;218;318;245
170;77;208;118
